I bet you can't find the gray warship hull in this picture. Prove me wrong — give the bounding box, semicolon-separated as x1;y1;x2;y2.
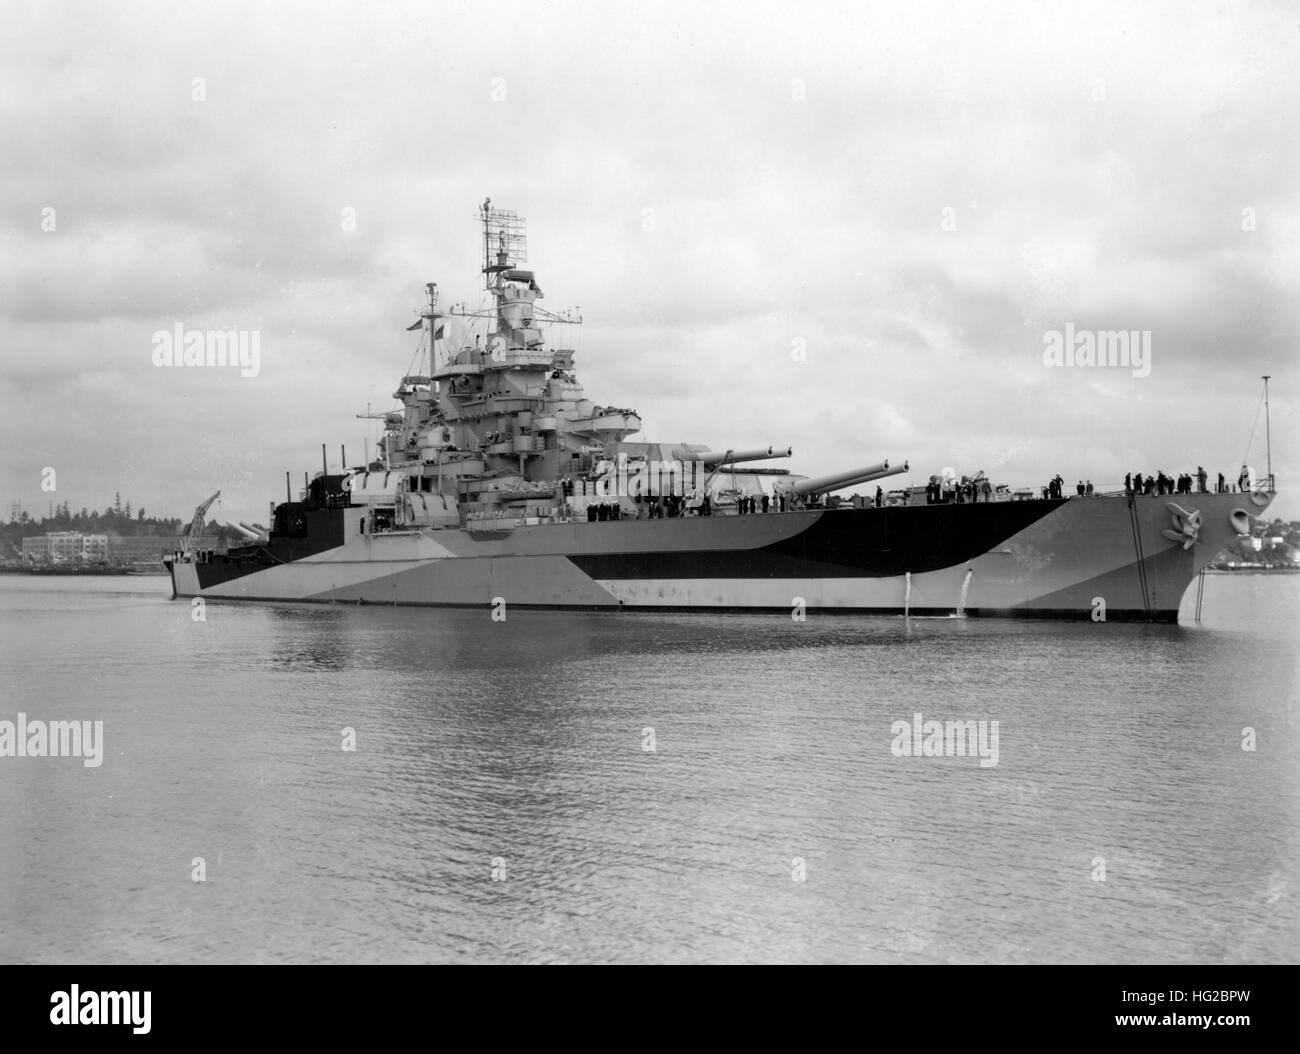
166;490;1270;621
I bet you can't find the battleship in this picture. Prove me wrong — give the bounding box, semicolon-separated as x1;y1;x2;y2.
165;200;1276;621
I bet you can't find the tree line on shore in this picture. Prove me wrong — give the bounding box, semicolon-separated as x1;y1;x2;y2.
3;493;245;556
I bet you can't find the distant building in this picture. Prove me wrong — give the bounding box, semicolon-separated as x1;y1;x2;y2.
22;532;109;565
20;532;184;568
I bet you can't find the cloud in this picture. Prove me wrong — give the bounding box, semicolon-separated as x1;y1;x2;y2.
1;0;1297;522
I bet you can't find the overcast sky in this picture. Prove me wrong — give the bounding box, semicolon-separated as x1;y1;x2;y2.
2;0;1296;526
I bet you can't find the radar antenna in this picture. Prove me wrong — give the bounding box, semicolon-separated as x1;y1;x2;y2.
479;198;527;285
448;200;582;329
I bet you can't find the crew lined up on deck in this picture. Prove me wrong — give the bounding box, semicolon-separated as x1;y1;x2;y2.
585;493;712;520
644;493;708;518
1123;466;1247;496
927;477;994;504
586;502;623;521
582;491;804;520
581;461;1257;522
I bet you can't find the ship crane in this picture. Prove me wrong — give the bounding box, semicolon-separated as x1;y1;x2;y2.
180;490;221;553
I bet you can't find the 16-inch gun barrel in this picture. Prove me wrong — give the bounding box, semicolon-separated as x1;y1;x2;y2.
791;460;906;497
686;446;793;466
702;444;790;465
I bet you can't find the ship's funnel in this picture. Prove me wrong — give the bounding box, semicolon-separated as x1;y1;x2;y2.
790;460;904;497
699;446;793;466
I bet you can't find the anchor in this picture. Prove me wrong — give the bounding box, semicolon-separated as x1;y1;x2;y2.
1161;503;1202;550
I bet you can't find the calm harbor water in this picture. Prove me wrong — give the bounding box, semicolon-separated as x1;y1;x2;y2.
1;572;1297;964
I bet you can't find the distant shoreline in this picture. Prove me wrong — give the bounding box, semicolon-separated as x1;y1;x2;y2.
0;567;168;576
1205;565;1300;574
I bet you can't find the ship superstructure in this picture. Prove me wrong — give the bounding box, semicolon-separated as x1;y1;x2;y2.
346;200;891;531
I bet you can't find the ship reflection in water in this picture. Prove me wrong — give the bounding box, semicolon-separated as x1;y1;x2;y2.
1;574;1297;963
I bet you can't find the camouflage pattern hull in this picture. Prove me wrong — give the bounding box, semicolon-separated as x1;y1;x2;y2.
167;491;1272;622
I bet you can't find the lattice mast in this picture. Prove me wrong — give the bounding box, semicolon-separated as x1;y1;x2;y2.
479;197;527;291
450;199;581;337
